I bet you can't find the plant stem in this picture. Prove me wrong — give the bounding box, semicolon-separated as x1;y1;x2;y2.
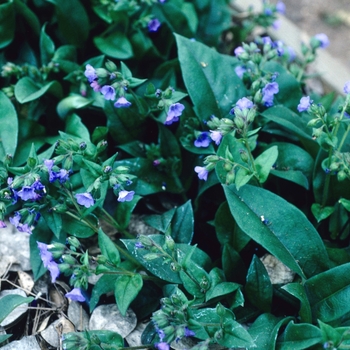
321;148;333;208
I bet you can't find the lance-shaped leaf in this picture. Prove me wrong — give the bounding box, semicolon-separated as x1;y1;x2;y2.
305;262;350;323
223;184;330;279
0;294;34;323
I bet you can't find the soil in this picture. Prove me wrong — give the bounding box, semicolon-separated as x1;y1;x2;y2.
280;0;350;69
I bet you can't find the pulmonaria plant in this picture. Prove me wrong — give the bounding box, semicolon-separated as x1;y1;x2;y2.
2;1;350;350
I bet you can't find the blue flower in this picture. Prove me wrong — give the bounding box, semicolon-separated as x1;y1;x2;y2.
65;288;86;302
114;96;132;108
0;221;6;228
194;132;211;148
234;66;247;79
344;81;350;94
75;192;95;208
135;242;144;249
234;46;245;57
9;212;21;227
37;242;60;283
117;190;135;202
84;64;97;83
314;33;329;48
235;97;254;110
276;1;285;14
155;343;169;350
210;130;223;145
164;103;185;125
17;186;37;201
272;20;281;30
100;85;116;100
148;18;161;32
194;166;209;181
297;96;312;112
262;82;279;107
184;327;195;337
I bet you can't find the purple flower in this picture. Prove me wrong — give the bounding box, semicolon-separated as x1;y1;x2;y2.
37;242;60;283
100;85;116;100
264;8;273;16
44;159;54;172
65;288;86;302
158;0;166;2
184;327;195;337
148;18;161;32
288;46;296;61
234;66;246;79
210;130;223;145
155;343;170;350
344;81;350;94
262;36;273;45
164;103;185;125
17;186;37;201
75;192;94;208
194;132;211;147
194;166;209;181
236;97;254;110
56;169;70;183
262;82;279;107
314;33;329;48
135;242;144;249
272;20;281;30
114;96;132;108
117;190;135;202
0;220;6;228
297;96;312;112
17;223;33;234
276;1;285;14
234;46;245;57
84;64;97;83
9;212;21;227
90;81;101;92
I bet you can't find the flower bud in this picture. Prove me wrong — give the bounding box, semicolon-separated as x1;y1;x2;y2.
105;60;117;72
95;68;108;78
59;263;74;274
138;235;153;247
216;302;226;317
234;116;245;130
67;236;81;249
337;170;347;182
307;118;320;127
62;254;77;265
144;253;160;260
165;235;175;251
96;140;108;153
225;171;235;185
223;162;233;172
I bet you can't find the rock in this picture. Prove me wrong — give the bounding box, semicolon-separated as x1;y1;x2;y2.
260;254;295;284
40;316;75;348
0;335;41;350
0;289;28;328
89;304;137;338
67;301;89;331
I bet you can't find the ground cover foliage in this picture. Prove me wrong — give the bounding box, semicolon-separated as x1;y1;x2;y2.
0;0;350;349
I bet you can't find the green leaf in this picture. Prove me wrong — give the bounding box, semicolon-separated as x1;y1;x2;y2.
41;210;62;239
62;214;95;238
0;91;18;159
218;318;255;348
262;106;318;156
14;0;40;36
144;208;175;234
57;96;93;119
248;313;292;350
40;23;55;65
171;200;194;244
223;184;330;279
281;283;312;323
114;274;143;316
276;321;322;349
214;202;250;250
339;198;350;212
270;142;314;189
98;228;120;268
14;77;62;103
205;281;241;302
222;244;247;284
311;203;335;223
90;274;118;312
175;34;246;120
46;0;89;46
0;334;12;343
254;145;278;183
318;320;342;347
245;255;273;312
0;1;15;49
94;31;133;59
305;263;350;323
0;294;34;323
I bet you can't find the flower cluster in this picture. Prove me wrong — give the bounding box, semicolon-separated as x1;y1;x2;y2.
84;63;133;108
